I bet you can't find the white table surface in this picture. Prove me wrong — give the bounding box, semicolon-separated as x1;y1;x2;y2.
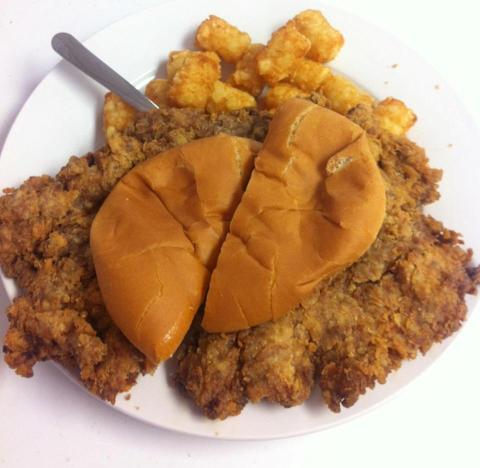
1;1;479;466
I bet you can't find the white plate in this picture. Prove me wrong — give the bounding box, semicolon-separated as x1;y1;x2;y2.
1;0;479;440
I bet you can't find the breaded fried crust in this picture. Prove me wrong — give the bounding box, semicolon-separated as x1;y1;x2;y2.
0;108;270;402
0;103;477;412
175;105;479;418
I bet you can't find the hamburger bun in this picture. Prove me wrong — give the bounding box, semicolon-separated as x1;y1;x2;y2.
91;134;260;362
202;98;386;333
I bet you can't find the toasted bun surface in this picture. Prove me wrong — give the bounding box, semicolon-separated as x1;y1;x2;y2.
91;134;260;362
202;99;386;333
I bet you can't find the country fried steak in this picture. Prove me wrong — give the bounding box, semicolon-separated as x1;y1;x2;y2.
175;105;479;418
0;102;478;416
0;107;270;402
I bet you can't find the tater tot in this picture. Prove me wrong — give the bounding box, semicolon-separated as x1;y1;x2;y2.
167;50;195;80
287;59;332;92
145;79;169;106
228;43;266;97
262;83;309;110
206;81;256;113
373;97;417;135
256;21;311;86
103;92;141;155
293;9;344;63
167;52;221;109
321;75;374;115
196;15;251;63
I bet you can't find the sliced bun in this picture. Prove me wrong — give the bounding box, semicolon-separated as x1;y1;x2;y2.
202;99;386;333
91;134;260;362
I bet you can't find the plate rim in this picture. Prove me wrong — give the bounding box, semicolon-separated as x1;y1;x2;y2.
1;0;479;440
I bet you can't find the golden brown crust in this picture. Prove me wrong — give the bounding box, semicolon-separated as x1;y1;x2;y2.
0;106;270;401
256;22;311;86
293;9;344;63
176;104;479;419
145;79;169;107
0;99;478;414
167;51;221;109
206;81;256;113
228;44;266;97
321;75;374;115
262;83;309;110
373;97;417;135
286;59;332;92
202;99;386;332
195;15;251;63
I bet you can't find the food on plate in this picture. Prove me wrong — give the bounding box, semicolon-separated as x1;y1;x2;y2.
262;83;309;110
166;50;194;80
293;9;344;63
202;99;385;332
0;104;269;401
103;92;140;155
177;103;479;418
91;135;260;362
206;81;256;113
167;51;221;109
228;43;266;97
321;75;375;115
0;8;478;420
256;21;311;86
143;12;355;115
286;58;332;92
196;15;251;63
0;145;149;402
145;78;169;107
373;97;417;135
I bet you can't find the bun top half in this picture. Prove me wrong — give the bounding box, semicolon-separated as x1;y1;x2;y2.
202;99;386;332
91;134;260;362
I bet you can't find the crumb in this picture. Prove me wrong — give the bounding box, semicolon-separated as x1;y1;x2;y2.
135;405;140;411
384;81;389;84
447;143;453;148
124;393;131;401
214;431;220;436
391;63;398;68
435;84;440;90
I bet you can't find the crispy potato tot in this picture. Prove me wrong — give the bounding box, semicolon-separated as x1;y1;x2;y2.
196;15;251;63
167;50;195;80
287;59;332;92
206;81;256;113
373;97;417;135
228;43;265;97
145;78;169;107
263;83;309;110
293;9;344;63
167;51;221;109
103;93;141;155
256;21;311;86
321;75;374;115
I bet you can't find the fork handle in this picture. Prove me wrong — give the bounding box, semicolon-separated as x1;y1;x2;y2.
51;32;158;112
